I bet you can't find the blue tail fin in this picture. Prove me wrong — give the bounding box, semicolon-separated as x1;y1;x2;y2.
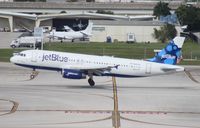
149;36;185;65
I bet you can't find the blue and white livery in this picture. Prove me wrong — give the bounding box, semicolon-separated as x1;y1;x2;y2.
149;37;185;65
10;36;185;86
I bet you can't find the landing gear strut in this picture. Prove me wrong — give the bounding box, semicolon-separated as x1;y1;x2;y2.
30;70;39;80
88;78;95;87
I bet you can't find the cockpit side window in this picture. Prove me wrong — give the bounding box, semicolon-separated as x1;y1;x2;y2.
13;52;26;57
20;53;26;57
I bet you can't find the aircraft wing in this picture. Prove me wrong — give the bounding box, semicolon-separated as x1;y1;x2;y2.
61;36;73;40
80;31;92;36
61;65;118;76
49;35;73;40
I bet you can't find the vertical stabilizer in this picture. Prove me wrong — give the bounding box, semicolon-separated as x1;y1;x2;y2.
149;36;185;65
173;36;185;48
81;21;93;36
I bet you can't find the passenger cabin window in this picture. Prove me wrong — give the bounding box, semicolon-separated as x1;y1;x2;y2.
131;63;141;70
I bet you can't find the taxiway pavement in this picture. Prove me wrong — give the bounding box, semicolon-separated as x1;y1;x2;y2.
0;62;200;128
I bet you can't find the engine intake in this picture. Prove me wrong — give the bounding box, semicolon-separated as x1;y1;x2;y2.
62;69;86;79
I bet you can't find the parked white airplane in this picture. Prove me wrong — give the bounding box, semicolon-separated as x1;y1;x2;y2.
48;22;93;42
10;36;185;86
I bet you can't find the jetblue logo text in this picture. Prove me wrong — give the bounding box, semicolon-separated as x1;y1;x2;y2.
42;54;68;62
161;54;176;59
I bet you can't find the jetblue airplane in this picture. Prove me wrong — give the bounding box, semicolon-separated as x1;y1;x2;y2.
10;36;185;86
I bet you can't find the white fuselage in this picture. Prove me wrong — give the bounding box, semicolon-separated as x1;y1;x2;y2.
10;50;184;77
50;31;85;40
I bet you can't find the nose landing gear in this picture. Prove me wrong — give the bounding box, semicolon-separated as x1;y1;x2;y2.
30;70;39;80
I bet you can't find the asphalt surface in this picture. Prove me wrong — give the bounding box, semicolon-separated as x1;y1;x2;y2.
0;62;200;128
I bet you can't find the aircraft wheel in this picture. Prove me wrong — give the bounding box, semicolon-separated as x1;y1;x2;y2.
11;45;16;49
88;78;95;87
30;71;39;80
30;74;35;79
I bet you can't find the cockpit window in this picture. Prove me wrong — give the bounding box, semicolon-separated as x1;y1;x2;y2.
20;53;26;57
13;52;26;57
13;52;20;56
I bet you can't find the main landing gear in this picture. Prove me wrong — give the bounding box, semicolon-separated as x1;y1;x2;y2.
88;77;95;87
30;70;39;80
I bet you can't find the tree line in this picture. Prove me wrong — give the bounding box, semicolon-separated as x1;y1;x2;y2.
153;1;200;43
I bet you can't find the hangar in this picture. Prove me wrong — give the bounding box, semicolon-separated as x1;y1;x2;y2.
0;11;171;42
0;2;183;43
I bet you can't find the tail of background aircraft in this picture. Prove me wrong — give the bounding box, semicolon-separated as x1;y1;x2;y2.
81;21;93;36
63;26;75;32
149;36;186;65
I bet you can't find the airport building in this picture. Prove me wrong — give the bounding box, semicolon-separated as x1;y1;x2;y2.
0;11;182;42
0;2;188;43
91;20;181;42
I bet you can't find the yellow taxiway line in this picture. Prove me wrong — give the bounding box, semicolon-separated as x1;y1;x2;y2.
112;76;120;128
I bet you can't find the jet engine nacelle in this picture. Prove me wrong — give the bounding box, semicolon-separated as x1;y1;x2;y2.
62;69;86;79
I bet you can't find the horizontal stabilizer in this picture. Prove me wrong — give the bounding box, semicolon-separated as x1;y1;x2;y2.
161;66;184;72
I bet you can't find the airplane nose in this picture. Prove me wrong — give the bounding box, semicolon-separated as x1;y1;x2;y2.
10;56;16;63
